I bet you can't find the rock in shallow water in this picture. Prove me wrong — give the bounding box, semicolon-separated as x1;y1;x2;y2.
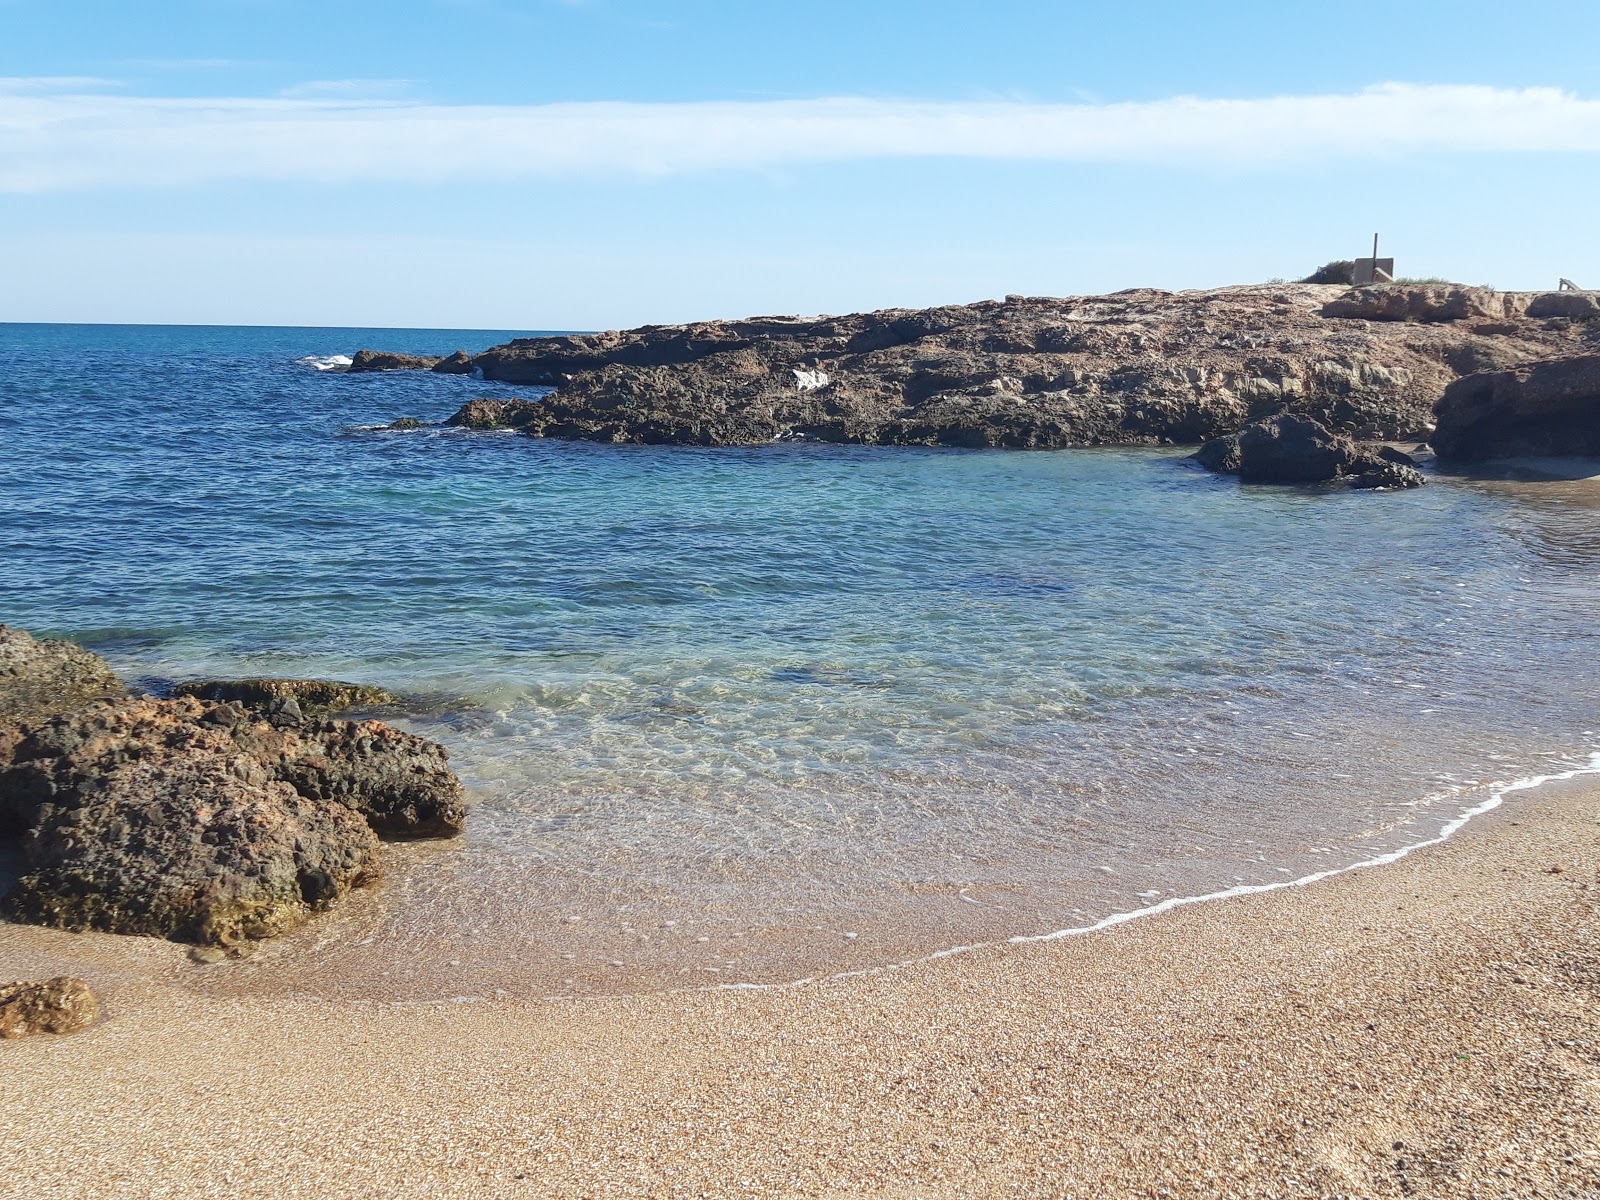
173;677;397;719
0;690;466;944
0;976;99;1038
2;697;385;944
1194;413;1424;490
347;349;443;372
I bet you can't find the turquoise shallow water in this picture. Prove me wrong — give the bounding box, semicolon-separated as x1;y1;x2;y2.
3;322;1600;996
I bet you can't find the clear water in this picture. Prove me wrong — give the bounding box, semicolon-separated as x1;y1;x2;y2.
3;321;1599;998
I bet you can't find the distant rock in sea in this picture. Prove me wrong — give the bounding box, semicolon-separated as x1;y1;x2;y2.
348;349;445;372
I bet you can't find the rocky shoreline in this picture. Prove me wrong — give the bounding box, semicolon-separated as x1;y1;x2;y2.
358;283;1598;470
0;626;466;963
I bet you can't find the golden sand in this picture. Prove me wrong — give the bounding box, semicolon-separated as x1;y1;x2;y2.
3;777;1598;1198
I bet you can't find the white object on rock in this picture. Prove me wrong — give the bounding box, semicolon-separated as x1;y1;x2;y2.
793;369;830;392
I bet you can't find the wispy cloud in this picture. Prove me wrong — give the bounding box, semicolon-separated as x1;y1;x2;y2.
277;79;418;99
0;76;123;94
0;82;1595;193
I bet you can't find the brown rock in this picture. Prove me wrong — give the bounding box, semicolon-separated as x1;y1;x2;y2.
348;349;443;372
443;285;1585;448
4;698;384;944
1194;413;1424;490
173;678;397;720
1320;285;1515;323
0;625;122;729
445;397;547;431
430;350;476;375
220;709;468;839
1432;354;1600;462
0;976;99;1038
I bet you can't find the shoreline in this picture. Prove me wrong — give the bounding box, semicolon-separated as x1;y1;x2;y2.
5;764;1599;1196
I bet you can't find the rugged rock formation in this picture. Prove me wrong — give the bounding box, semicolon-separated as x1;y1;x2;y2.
1194;414;1424;489
431;350;476;375
174;678;398;720
1525;292;1600;320
0;976;99;1038
1432;354;1600;462
1318;285;1521;324
348;350;443;372
220;707;468;839
0;630;468;947
404;284;1589;449
446;398;545;431
0;626;122;728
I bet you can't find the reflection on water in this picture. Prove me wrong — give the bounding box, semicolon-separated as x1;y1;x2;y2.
2;323;1599;997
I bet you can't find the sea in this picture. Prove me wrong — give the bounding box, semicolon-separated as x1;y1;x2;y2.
3;321;1599;1000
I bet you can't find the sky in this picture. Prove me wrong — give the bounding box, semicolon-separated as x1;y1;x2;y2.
2;0;1598;329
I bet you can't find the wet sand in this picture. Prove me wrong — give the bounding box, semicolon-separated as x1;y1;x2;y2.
3;776;1599;1198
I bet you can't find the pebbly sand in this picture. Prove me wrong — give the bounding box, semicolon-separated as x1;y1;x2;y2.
3;776;1599;1198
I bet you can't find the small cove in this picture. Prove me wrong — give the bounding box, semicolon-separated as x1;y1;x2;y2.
4;321;1599;998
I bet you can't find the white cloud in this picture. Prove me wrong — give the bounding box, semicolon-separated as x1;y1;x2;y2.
0;82;1595;193
277;79;418;99
0;76;123;93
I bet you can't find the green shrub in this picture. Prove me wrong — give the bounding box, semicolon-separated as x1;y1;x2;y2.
1302;260;1356;285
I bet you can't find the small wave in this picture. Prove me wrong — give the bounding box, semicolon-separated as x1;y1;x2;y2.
296;354;353;372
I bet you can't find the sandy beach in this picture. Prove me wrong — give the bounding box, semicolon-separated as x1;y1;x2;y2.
1;774;1595;1198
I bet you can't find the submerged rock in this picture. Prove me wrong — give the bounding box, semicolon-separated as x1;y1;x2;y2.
348;349;443;373
0;976;99;1038
1432;354;1600;462
173;677;397;719
0;626;122;729
1194;413;1424;490
387;417;424;431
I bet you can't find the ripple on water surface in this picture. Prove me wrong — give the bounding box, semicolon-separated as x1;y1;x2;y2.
2;322;1599;998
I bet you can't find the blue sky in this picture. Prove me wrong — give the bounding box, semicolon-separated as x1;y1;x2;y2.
2;0;1598;328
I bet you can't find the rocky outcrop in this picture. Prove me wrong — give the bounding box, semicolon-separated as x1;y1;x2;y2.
0;977;99;1038
431;350;476;375
173;678;397;720
1525;292;1600;320
445;397;545;431
0;626;122;728
1;699;381;943
348;350;443;373
1194;414;1424;489
0;629;468;947
402;285;1586;449
1432;354;1600;462
219;707;468;839
1319;285;1518;323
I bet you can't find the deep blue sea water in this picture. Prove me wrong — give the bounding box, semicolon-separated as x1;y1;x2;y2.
4;321;1600;997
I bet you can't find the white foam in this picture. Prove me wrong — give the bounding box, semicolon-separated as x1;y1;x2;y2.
577;749;1600;1003
296;354;353;372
